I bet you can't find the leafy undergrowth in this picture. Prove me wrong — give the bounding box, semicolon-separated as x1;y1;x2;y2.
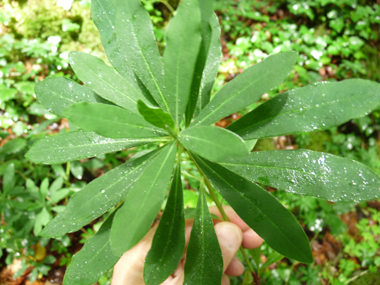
1;0;380;284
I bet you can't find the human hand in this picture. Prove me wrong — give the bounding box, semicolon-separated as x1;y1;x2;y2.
112;205;263;285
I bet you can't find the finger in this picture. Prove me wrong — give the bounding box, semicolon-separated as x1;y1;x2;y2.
222;274;230;285
210;206;250;232
209;206;264;249
242;229;264;249
214;222;243;272
112;226;157;285
167;262;185;285
224;257;245;277
185;220;193;245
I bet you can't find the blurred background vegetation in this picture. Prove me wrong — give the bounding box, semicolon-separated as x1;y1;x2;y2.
1;0;380;284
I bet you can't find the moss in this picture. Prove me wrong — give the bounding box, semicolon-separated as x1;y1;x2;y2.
362;44;380;83
351;269;380;285
254;138;276;151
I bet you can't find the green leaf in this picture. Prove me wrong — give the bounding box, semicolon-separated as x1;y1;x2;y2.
91;0;127;78
49;189;70;205
91;0;156;105
220;149;380;202
249;247;261;273
70;161;83;180
185;0;218;125
40;148;165;238
163;0;202;126
111;0;167;111
190;52;297;127
40;178;49;200
183;188;223;284
195;13;222;114
63;102;166;139
63;212;120;285
260;251;284;270
69;52;148;113
3;163;15;196
228;79;380;139
144;165;185;285
184;208;221;221
178;126;249;162
111;142;177;254
192;154;313;264
26;131;162;164
35;77;106;117
0;138;27;156
50;177;64;194
34;207;51;236
137;100;175;130
245;139;258;152
242;270;254;285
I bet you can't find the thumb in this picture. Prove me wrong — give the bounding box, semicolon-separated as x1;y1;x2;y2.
112;226;157;285
214;222;243;272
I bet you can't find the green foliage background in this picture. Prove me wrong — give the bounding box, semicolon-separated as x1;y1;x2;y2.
1;0;380;284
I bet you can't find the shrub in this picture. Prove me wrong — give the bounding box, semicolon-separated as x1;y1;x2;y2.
26;0;380;284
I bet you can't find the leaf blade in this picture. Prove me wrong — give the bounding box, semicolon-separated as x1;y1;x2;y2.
137;100;175;130
111;142;177;255
163;0;202;126
190;52;297;127
3;163;15;196
112;0;168;111
193;154;313;264
89;0;133;79
185;0;218;125
183;188;223;285
178;126;249;162
35;77;106;117
63;212;120;285
228;79;380;139
144;164;185;285
69;52;148;112
40;148;165;238
221;149;380;202
63;102;166;139
196;13;222;114
26;130;161;164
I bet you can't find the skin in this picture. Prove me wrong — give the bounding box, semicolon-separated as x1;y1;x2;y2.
112;206;263;285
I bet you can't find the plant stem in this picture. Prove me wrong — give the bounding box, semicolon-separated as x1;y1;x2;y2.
65;162;70;187
240;245;256;274
159;0;175;14
181;170;202;182
186;150;255;274
285;261;299;284
15;170;27;181
204;176;229;221
345;270;368;284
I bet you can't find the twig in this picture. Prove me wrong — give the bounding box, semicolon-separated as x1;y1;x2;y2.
252;272;261;285
158;0;175;14
345;270;369;284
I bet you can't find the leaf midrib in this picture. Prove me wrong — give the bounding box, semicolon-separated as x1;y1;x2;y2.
86;67;139;105
151;168;181;275
199;192;206;284
50;149;163;233
74;112;157;133
220;158;377;192
198;156;310;261
126;5;169;113
233;89;372;134
182;134;222;148
193;69;271;127
127;143;175;237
